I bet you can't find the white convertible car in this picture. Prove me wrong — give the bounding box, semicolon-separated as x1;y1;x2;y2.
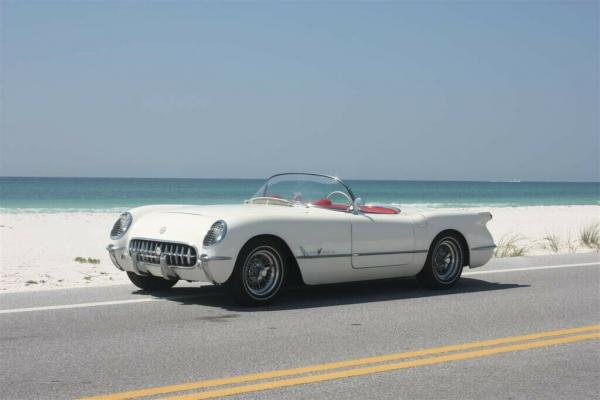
107;173;495;305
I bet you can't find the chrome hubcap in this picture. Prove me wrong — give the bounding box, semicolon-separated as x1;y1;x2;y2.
432;238;462;282
243;247;281;298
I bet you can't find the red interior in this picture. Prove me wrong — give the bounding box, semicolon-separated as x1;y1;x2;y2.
359;205;399;214
312;198;333;206
310;198;400;214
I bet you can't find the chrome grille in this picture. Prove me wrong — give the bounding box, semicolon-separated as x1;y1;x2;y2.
129;239;197;267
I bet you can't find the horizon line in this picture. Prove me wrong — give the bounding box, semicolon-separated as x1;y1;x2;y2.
0;175;598;184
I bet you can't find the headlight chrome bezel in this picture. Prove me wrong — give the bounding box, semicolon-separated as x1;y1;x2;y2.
203;220;227;247
110;212;133;240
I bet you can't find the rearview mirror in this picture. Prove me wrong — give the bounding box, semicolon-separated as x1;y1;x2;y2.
352;197;364;214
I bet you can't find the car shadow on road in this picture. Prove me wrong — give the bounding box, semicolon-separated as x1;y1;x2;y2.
132;277;529;312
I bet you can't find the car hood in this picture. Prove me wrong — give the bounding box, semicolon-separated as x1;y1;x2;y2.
154;204;312;218
127;203;312;242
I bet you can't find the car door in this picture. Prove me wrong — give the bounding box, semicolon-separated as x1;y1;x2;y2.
351;212;416;268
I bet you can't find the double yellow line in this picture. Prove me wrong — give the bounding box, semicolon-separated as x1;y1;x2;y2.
83;324;600;400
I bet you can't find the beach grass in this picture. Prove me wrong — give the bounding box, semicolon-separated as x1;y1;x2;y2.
541;233;562;253
74;257;101;264
565;233;579;253
579;223;600;250
494;234;530;257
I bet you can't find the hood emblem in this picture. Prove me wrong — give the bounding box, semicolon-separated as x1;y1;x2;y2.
159;226;167;234
155;246;162;255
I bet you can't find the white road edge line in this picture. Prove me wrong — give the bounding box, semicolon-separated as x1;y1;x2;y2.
463;262;600;276
1;262;599;315
0;294;206;315
0;298;158;314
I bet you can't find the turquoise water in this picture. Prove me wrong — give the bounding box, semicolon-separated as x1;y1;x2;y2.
0;177;598;213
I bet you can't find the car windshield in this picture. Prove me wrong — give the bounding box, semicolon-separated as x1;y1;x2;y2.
250;173;355;209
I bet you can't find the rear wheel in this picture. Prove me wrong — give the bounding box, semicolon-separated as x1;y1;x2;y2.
126;271;178;291
229;237;287;306
418;233;465;289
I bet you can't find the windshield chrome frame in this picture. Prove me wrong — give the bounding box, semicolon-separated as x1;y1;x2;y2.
260;173;356;203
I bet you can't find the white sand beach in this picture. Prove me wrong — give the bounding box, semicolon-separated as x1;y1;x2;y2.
1;205;599;293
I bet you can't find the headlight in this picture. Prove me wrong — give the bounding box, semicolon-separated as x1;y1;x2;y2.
203;220;227;247
110;212;132;240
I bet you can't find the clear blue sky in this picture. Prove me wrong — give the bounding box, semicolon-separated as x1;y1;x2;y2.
1;1;598;181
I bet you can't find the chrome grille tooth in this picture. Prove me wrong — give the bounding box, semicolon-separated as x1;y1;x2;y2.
186;247;191;266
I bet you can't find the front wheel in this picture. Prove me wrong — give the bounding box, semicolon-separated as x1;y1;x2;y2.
418;233;465;289
126;271;178;291
229;238;287;306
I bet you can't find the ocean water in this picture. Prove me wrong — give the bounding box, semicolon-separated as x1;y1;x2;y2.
0;177;598;213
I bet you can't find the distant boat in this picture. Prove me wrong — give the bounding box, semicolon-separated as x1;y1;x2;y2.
509;178;521;183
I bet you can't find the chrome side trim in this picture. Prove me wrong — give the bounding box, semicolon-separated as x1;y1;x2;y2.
296;249;428;260
199;255;233;261
354;250;428;257
296;253;352;260
471;245;497;251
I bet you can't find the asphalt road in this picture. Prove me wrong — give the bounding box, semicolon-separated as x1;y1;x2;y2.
1;253;599;400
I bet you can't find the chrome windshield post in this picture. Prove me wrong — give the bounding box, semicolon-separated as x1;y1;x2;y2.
352;197;365;215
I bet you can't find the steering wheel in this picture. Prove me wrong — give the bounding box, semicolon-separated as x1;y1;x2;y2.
326;191;352;204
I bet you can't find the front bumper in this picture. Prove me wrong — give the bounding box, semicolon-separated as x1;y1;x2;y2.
106;244;232;284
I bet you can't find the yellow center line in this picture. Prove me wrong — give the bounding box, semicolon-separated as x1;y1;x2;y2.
161;333;600;400
80;324;600;400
